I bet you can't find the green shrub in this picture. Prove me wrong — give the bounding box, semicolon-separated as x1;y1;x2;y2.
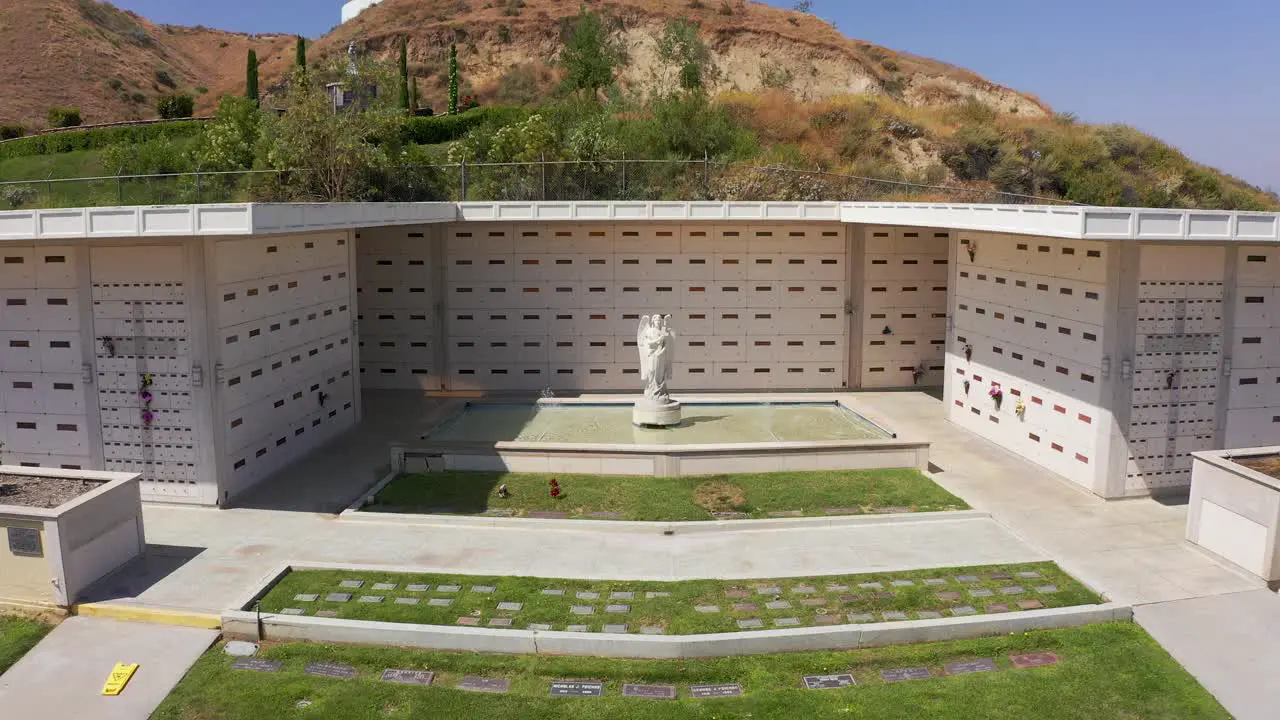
107;78;123;91
0;124;25;140
154;69;176;89
102;136;191;176
400;106;530;145
940;125;1003;180
156;94;195;119
47;107;82;128
0;120;207;162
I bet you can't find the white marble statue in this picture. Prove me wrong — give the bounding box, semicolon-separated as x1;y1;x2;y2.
634;314;681;427
638;314;675;401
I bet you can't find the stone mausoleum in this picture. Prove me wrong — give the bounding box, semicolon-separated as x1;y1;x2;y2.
0;201;1276;505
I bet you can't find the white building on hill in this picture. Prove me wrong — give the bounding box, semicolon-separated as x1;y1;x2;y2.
1;201;1277;506
341;0;384;23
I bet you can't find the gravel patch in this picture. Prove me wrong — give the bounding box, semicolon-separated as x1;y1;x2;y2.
0;474;102;509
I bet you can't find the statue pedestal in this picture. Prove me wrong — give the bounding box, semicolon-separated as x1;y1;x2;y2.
633;397;682;428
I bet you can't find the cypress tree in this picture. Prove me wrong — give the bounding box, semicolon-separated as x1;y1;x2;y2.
447;44;459;115
409;77;419;113
246;49;260;105
295;36;306;71
398;36;410;111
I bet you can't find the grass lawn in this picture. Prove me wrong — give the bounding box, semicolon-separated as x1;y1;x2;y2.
257;562;1098;635
367;470;968;521
150;623;1228;719
0;615;52;674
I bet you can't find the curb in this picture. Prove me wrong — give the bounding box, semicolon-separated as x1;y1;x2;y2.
73;602;222;629
339;507;993;534
221;603;1132;659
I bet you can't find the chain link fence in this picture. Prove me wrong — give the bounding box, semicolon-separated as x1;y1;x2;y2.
0;160;1080;210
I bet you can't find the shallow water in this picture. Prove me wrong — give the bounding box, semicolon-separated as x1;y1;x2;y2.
425;403;891;445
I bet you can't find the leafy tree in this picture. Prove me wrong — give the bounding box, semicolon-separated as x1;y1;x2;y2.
656;19;715;93
193;95;261;171
257;64;402;200
398;36;410;111
155;94;194;119
47;107;82;128
448;44;459;114
295;36;307;71
557;10;626;98
246;50;260;105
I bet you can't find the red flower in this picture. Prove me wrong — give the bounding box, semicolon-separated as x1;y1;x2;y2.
550;487;561;498
549;479;559;487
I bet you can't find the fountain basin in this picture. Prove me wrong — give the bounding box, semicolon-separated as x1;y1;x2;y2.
393;398;929;477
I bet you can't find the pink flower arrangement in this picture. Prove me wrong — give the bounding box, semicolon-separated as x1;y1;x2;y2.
141;410;155;425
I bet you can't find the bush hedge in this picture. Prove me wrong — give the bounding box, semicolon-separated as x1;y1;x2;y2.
47;107;82;128
400;107;530;146
0;120;207;162
0;124;24;140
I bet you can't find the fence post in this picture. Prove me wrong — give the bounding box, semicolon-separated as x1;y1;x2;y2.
703;150;710;197
540;153;547;201
460;159;468;200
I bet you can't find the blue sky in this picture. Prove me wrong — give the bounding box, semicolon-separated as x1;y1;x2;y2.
113;0;1279;190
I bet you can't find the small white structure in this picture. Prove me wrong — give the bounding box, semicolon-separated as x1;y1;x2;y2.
634;314;681;427
0;467;144;610
1187;448;1280;583
341;0;384;22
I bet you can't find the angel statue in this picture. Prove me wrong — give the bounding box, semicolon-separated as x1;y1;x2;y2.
637;314;675;403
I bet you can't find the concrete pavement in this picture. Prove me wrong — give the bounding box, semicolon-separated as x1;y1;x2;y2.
0;616;216;720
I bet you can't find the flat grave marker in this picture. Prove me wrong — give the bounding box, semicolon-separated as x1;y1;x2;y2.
1036;585;1060;594
406;584;430;592
986;603;1010;613
803;674;855;690
882;611;908;621
497;602;523;611
357;596;383;603
1018;599;1045;610
890;580;915;587
924;578;947;585
427;598;453;607
542;589;565;596
381;669;435;686
1017;571;1041;579
576;591;600;600
640;626;666;634
792;585;817;594
737;618;763;629
916;611;942;619
280;608;305;616
372;583;397;591
610;592;634;600
645;591;671;599
437;585;461;593
969;589;993;598
800;598;827;607
231;658;282;673
725;589;749;599
937;591;962;601
767;510;803;518
456;617;480;626
826;584;850;592
549;681;604;697
316;610;339;618
458;676;510;694
622;684;677;699
325;593;352;603
304;662;357;680
1010;652;1059;669
950;606;977;616
1001;586;1025;595
847;613;874;622
339;580;365;589
838;594;862;604
570;605;595;615
880;667;930;683
859;582;884;589
814;615;840;625
294;594;318;602
605;604;630;614
774;617;800;627
944;658;998;676
690;683;743;698
766;600;792;610
488;618;513;627
565;624;589;632
528;623;552;631
988;572;1012;580
603;624;628;634
472;585;496;594
733;603;758;612
695;605;721;614
394;598;420;605
756;586;781;595
956;575;979;583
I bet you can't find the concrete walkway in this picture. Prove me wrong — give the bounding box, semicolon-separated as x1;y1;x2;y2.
68;389;1277;718
0;616;216;720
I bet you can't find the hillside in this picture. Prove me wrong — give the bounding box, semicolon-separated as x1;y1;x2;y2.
0;0;292;127
0;0;1048;128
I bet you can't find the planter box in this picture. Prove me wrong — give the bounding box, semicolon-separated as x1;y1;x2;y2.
0;466;144;610
1187;448;1280;583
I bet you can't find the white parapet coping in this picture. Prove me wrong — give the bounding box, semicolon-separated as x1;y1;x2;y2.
1186;447;1280;583
221;602;1132;659
2;201;1278;243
